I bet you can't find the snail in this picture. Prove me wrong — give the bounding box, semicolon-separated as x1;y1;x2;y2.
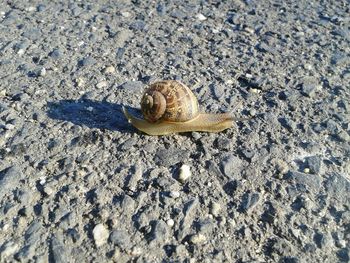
122;80;237;135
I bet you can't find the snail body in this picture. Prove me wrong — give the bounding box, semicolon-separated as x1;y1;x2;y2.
123;80;235;135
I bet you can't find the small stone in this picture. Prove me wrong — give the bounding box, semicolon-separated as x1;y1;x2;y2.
0;241;19;259
215;137;231;151
0;166;24;200
198;218;215;235
210;202;221;217
244;27;255;34
257;42;276;54
331;52;347;66
166;219;175;227
119;194;136;215
219;216;226;227
39;68;46;76
130;20;146;31
17;49;25;55
130;247;142;257
242;149;255;159
49;49;62;59
66;228;80;243
275;159;289;176
79;57;96;67
279;117;296;131
175;244;187;256
150;220;169;244
109;230;131;250
5;124;15;130
314;232;333;249
303;168;310;174
156;3;166;16
288;171;322;192
301;77;320;98
103;65;115;74
249;108;256;116
178;164;191;183
115;29;134;47
121;11;131;17
305;156;322;174
190;233;206;244
50;234;69;263
326;119;339;134
22;28;41;40
27;6;36;12
155;148;190;166
75;78;85;87
15;244;36;261
96;81;108;89
240;192;260;212
119;81;143;92
337;248;349;262
250;88;261;94
337;130;350;142
324;174;350;205
196;13;207;21
169;191;180;198
228;219;236;227
220;154;242;179
304;64;313;70
177;198;199;240
1;223;10;232
93;224;109;247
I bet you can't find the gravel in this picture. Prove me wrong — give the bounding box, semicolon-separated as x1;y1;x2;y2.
0;0;349;262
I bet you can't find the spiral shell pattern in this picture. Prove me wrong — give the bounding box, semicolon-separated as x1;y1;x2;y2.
141;80;199;123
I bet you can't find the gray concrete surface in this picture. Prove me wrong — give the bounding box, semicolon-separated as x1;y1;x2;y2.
0;0;349;262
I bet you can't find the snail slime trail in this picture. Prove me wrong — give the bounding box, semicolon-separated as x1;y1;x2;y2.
123;80;235;135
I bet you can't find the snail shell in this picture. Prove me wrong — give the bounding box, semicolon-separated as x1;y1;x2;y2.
123;80;235;135
141;80;199;123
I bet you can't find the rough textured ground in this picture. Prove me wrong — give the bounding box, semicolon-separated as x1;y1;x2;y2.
0;0;349;262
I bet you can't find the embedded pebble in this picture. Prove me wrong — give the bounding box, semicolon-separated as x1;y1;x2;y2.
121;11;131;18
210;202;221;217
93;224;109;247
289;171;322;192
0;166;24;199
170;191;180;198
119;81;144;92
0;241;19;259
124;164;143;191
275;159;289;175
96;81;108;89
39;67;46;76
79;57;96;67
103;65;115;74
150;220;169;244
166;219;175;227
109;230;131;250
178;164;191;183
240;192;260;212
220;154;242;179
190;233;206;244
196;13;207;21
0;89;6;97
50;234;69;263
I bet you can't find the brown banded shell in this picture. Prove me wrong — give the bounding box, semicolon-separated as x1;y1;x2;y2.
141;80;199;123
